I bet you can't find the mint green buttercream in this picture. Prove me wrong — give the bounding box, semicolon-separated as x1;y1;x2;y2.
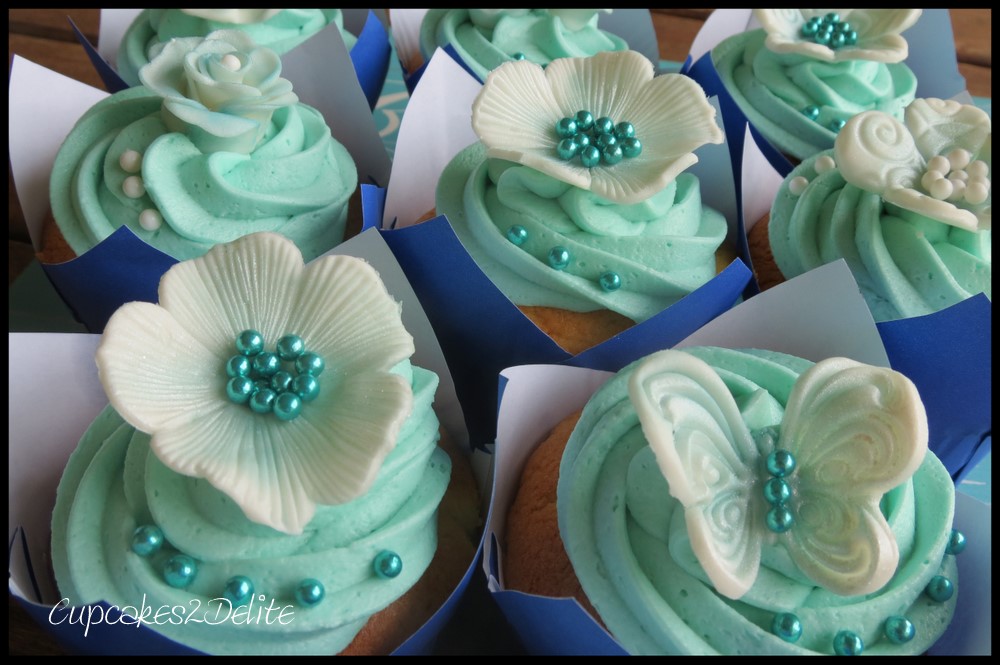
437;143;727;322
420;9;627;81
769;151;992;322
117;9;357;87
713;29;917;161
51;365;448;655
49;86;356;262
557;347;957;655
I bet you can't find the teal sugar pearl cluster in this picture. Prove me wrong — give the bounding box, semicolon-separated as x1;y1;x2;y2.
763;446;796;534
555;110;643;168
505;225;623;293
800;105;847;134
225;330;323;421
800;13;859;50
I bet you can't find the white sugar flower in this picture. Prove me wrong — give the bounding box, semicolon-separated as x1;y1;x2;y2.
141;29;298;154
755;9;922;64
96;233;415;535
835;98;991;232
472;50;724;204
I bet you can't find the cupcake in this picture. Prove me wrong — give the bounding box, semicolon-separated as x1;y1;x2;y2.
434;50;733;354
418;9;628;82
38;232;480;655
503;345;962;655
115;10;360;87
710;9;921;165
747;97;991;322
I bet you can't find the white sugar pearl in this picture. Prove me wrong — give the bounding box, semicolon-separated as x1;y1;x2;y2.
221;53;242;71
814;155;836;174
927;155;950;173
921;171;943;192
947;178;966;201
967;160;989;178
947;148;971;171
123;175;145;198
118;149;142;173
949;168;969;182
929;177;953;200
139;209;163;231
965;180;990;205
789;176;810;195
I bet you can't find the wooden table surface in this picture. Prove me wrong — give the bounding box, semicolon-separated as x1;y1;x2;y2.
7;8;992;656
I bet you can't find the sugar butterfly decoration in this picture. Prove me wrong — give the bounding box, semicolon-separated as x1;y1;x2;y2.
628;350;928;599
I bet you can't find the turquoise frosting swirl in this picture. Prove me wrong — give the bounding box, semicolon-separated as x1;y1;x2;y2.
557;346;957;655
419;9;627;81
769;151;992;322
51;364;449;655
713;29;916;161
117;9;357;87
49;85;357;262
437;143;728;322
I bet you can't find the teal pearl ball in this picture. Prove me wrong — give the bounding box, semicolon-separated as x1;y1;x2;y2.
621;137;642;158
223;575;254;607
131;524;164;557
599;271;621;292
227;376;255;404
801;21;818;37
829;118;846;133
250;387;277;414
766;449;796;477
512;52;526;61
252;352;280;377
295;352;325;376
802;105;821;121
236;329;264;356
884;615;915;644
163;555;198;588
925;575;954;602
824;12;840;23
270;370;294;393
772;612;802;643
575;110;594;131
274;392;303;421
595;132;617;149
814;30;832;46
226;354;251;378
506;225;528;246
374;550;403;579
946;529;966;555
295;578;326;607
547;246;571;270
614;121;636;140
601;144;624;166
574;133;591;150
831;32;847;48
594;116;614;135
844;30;858;46
580;145;601;168
556;117;579;139
766;505;795;533
557;137;579;160
763;477;792;505
833;630;863;656
291;373;321;402
276;334;305;361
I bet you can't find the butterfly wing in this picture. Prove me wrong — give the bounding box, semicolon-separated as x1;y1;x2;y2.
779;357;928;595
629;350;762;599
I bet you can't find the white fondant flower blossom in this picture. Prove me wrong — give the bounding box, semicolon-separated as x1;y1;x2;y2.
180;9;283;24
835;98;992;232
472;50;724;204
140;29;298;154
755;9;921;63
96;233;415;535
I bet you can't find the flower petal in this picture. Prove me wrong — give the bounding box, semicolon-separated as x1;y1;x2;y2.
883;187;984;233
286;254;415;374
472;59;575;182
97;301;222;433
157;233;303;358
835;110;923;193
754;9;807;40
905;98;991;162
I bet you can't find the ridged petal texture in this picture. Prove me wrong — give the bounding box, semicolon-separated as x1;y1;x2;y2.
756;8;921;64
471;50;723;205
96;232;415;534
